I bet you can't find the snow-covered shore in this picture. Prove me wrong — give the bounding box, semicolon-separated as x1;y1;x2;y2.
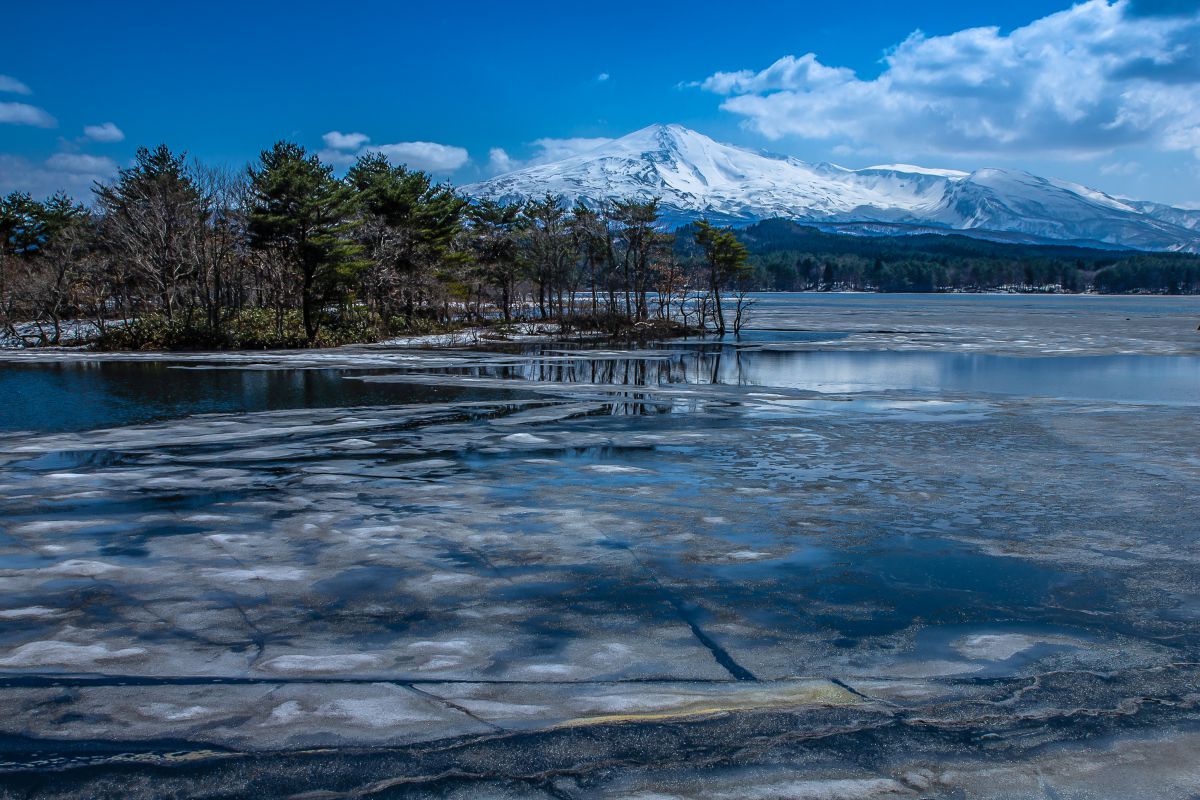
374;321;604;348
0;319;118;349
0;320;604;351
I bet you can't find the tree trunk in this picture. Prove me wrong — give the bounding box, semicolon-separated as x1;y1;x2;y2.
301;268;318;345
711;279;725;335
589;258;597;315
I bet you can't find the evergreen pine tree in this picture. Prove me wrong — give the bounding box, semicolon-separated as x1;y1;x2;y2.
347;153;466;325
247;142;362;344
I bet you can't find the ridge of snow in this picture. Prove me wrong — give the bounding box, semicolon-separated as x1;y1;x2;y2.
863;164;970;180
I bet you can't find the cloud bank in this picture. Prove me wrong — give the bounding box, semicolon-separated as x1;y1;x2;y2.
698;0;1200;161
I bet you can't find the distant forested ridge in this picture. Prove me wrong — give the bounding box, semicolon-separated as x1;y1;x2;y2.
3;144;1197;350
704;219;1200;294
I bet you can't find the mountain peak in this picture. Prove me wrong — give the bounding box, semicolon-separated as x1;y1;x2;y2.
598;123;728;159
620;122;699;141
462;125;1200;252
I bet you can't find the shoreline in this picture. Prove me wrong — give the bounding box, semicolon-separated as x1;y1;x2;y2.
4;292;1198;355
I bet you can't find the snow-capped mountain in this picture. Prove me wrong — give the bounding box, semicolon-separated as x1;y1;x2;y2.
462;124;1200;253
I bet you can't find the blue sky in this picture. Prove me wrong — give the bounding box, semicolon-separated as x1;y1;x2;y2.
2;0;1199;205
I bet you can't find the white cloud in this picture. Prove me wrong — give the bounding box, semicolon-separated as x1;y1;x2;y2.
321;130;370;150
83;122;125;143
487;147;516;174
45;153;119;174
699;54;853;95
486;136;614;175
597;72;610;82
529;137;612;162
0;151;119;200
315;133;470;174
697;0;1200;161
0;102;57;128
364;141;470;173
0;75;31;95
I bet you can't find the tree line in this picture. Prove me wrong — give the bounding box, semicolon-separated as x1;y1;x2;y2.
0;142;750;348
724;219;1200;294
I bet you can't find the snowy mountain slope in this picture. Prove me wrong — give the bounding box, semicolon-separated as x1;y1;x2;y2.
925;169;1199;251
462;124;1200;253
1123;200;1200;233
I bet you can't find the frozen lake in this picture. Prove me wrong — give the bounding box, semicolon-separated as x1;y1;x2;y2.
1;294;1199;799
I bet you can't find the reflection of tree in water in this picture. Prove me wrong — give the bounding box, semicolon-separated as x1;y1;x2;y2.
440;345;757;415
504;348;745;387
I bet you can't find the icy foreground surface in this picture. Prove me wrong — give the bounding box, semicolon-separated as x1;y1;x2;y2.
464;124;1200;252
1;297;1200;798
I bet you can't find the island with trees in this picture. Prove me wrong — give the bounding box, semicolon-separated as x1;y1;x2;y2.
2;142;1197;349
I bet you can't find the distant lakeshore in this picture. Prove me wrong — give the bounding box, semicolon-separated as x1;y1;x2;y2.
4;291;1197;353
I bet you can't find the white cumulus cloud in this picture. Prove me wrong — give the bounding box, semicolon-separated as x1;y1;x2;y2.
83;122;125;143
697;0;1200;161
315;132;470;174
321;130;370;150
364;141;470;173
0;102;57;128
487;147;517;174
